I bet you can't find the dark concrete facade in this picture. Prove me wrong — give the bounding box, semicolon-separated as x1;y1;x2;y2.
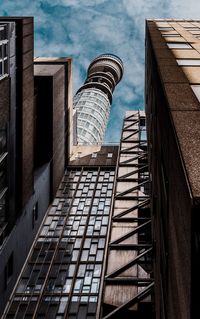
4;17;35;212
0;19;72;316
34;63;66;198
34;57;72;168
0;17;48;316
145;19;200;319
0;17;34;222
0;164;50;314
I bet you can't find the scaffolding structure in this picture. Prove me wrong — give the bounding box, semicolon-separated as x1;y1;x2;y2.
102;111;154;318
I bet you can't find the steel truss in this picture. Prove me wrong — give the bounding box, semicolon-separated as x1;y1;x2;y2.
102;111;154;318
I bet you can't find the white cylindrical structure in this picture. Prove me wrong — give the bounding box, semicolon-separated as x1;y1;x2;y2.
74;54;123;145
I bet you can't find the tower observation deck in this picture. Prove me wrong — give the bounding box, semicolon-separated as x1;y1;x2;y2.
73;54;123;145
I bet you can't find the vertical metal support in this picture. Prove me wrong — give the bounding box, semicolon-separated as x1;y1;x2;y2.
102;111;154;318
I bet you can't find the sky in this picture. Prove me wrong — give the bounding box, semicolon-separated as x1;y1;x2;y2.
0;0;200;142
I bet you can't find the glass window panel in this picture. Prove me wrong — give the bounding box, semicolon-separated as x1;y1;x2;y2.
85;198;92;205
57;297;68;314
90;244;97;255
100;226;107;236
68;265;76;277
91;153;97;158
63;279;72;293
94;264;102;276
80;296;89;302
78;264;86;277
167;42;192;49
93;198;99;205
191;85;200;101
158;27;173;30
74;279;83;293
89;216;95;225
81;250;89;262
87;226;93;235
72;250;79;262
91;278;100;293
94;221;101;230
96;250;103;262
84;238;91;248
162;34;180;37
107;190;112;197
98;238;105;249
95;190;101;197
87;190;93;197
77;226;85;235
176;59;200;66
102;216;108;225
82;285;90;293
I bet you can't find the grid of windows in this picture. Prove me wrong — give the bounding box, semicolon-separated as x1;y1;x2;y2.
157;21;200;50
4;168;115;319
0;24;9;79
77;116;104;141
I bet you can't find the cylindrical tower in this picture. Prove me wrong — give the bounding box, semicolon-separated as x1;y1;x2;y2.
74;54;123;145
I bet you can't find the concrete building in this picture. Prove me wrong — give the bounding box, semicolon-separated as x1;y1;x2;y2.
145;19;200;319
74;54;123;145
0;17;72;316
2;111;154;319
3;15;200;319
0;17;155;319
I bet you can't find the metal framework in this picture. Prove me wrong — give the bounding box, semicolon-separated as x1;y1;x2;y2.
2;111;154;319
0;23;11;80
102;111;154;318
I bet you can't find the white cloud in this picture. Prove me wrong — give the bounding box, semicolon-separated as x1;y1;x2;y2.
168;0;200;19
0;0;199;142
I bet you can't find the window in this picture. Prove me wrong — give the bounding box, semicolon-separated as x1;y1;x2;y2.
0;25;9;80
140;128;147;140
5;168;114;317
91;152;97;158
179;22;196;28
158;27;173;31
162;34;181;37
5;252;14;288
189;30;200;34
76;152;82;159
191;85;200;102
107;153;113;158
167;43;192;49
176;59;200;66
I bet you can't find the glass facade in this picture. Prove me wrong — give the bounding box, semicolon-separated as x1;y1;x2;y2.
74;54;123;145
0;24;9;80
4;168;115;318
75;88;110;144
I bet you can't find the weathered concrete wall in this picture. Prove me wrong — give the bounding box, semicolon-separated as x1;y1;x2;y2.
0;164;50;316
145;19;200;319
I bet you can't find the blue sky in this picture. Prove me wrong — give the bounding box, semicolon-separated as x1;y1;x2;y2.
0;0;199;142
